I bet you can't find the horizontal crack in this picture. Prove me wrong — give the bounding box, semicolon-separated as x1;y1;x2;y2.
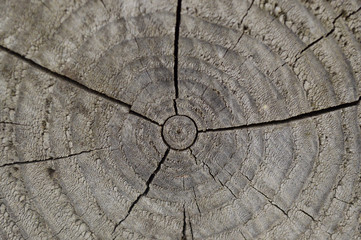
0;148;106;168
112;148;170;233
0;45;160;126
0;121;29;126
200;96;361;133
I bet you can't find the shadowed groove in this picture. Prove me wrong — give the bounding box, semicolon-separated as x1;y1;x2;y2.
200;96;361;133
173;0;183;114
0;44;161;126
113;148;170;234
0;148;107;168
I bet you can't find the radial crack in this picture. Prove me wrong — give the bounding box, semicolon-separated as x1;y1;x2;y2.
173;0;182;114
181;206;187;240
299;209;316;222
202;160;237;198
250;185;288;217
344;6;361;20
192;187;201;215
200;96;361;133
0;121;29;126
99;0;109;14
0;45;160;126
113;148;170;233
0;148;106;168
189;219;194;240
222;0;255;58
294;12;343;64
190;149;237;198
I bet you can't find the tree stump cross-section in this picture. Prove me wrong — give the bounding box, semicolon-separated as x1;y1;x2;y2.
0;0;360;239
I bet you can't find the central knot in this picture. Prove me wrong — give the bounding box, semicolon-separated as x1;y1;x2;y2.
162;115;197;150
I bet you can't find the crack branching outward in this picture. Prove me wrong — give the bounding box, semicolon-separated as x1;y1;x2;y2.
0;45;160;126
190;149;238;198
173;0;182;114
200;96;361;133
113;148;170;233
0;148;106;168
294;11;347;64
222;0;255;58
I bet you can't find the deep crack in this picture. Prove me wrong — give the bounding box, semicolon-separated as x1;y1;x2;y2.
0;148;107;168
0;44;160;126
173;0;182;114
299;209;316;222
181;206;187;240
200;96;361;133
113;148;170;233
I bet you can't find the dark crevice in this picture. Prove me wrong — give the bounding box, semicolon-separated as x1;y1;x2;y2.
202;160;237;198
270;11;346;78
40;1;51;11
294;12;343;63
0;148;106;168
240;231;249;240
344;6;361;20
222;0;254;58
181;206;187;240
192;187;201;215
299;34;327;56
200;96;361;133
241;166;289;217
189;219;194;240
223;184;238;199
0;45;160;126
128;110;160;126
173;0;182;113
250;185;288;217
299;209;316;222
334;196;353;205
174;99;179;115
0;121;29;126
190;149;237;198
113;148;170;233
99;0;109;14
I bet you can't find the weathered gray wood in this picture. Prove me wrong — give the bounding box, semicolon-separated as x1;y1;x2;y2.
0;0;360;239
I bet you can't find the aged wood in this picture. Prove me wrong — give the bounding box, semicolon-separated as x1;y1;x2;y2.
0;0;360;239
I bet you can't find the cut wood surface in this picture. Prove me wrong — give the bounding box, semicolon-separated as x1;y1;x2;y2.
0;0;360;239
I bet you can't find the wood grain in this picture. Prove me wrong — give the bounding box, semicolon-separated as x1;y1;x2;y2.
0;0;360;239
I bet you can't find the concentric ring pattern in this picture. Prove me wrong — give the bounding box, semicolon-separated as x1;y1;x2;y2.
0;0;360;239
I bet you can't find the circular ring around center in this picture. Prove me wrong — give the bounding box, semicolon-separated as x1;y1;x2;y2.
162;115;197;150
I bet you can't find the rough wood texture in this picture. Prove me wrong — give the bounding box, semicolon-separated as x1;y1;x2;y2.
0;0;360;239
